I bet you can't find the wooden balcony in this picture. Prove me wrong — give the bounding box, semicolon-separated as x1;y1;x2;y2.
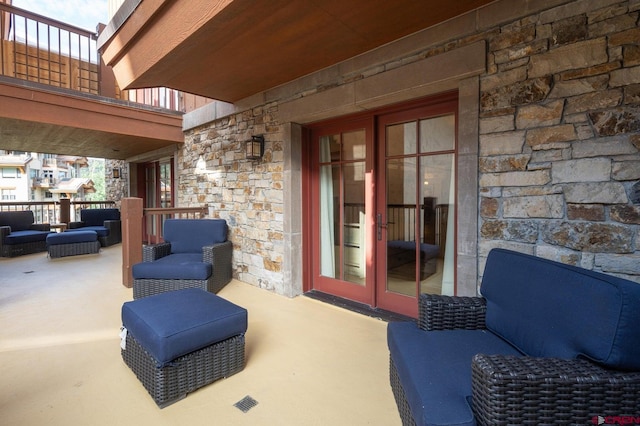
0;3;208;160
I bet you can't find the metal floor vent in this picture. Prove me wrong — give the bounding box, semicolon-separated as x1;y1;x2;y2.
234;395;258;413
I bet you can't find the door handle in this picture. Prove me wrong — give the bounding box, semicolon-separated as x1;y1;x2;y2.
377;213;387;240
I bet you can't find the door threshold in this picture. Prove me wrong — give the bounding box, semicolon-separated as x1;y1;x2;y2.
304;290;414;323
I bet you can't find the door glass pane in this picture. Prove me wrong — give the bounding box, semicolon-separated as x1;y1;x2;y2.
386;157;417;295
342;130;366;160
387;122;417;156
319;164;339;279
420;115;455;153
320;135;340;162
318;130;367;283
419;154;455;295
343;161;365;285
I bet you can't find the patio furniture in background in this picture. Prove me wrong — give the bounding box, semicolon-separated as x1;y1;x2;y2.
131;218;232;299
387;248;640;426
120;288;247;407
46;230;100;258
68;208;121;247
0;210;52;257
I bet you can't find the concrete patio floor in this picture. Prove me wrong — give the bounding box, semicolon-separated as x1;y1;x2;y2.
0;246;402;425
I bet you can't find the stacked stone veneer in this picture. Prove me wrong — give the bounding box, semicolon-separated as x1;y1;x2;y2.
180;104;284;291
105;159;127;206
174;0;640;294
478;0;640;282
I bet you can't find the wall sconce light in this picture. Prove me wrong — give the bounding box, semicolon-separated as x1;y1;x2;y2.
112;168;121;179
195;155;208;173
245;135;265;160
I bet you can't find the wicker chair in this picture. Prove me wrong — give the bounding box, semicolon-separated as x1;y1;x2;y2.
67;208;121;247
388;249;640;426
132;219;232;299
0;211;51;257
390;294;640;426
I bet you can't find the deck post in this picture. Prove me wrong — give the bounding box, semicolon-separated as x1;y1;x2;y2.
121;197;143;288
59;198;70;224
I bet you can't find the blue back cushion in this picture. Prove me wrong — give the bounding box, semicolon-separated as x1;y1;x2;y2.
81;208;120;227
164;219;227;254
0;211;34;231
482;248;640;370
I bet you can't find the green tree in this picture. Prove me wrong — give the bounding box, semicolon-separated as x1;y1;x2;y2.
80;158;106;200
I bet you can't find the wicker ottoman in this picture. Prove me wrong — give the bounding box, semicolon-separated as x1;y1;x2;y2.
120;288;248;407
46;230;100;258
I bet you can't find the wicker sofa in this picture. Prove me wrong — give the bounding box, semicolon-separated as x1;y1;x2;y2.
68;208;121;247
0;210;52;257
387;248;640;426
131;219;232;299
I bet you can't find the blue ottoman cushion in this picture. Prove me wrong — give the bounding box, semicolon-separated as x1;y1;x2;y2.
47;230;97;244
132;253;212;280
121;288;248;366
67;226;109;237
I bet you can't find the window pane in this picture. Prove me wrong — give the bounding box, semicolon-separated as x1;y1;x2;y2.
387;122;417;156
420;153;455;296
342;130;366;160
420;114;455;153
320;135;340;162
343;161;366;284
319;164;340;278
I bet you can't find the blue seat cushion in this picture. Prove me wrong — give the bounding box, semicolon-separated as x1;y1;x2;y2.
4;230;51;245
387;321;522;426
122;288;248;366
163;219;227;254
482;248;640;370
67;226;109;237
47;230;97;244
132;253;212;280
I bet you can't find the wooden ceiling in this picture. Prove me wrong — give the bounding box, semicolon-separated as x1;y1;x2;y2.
100;0;496;102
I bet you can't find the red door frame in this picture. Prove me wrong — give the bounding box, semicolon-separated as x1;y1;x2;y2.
375;94;458;317
307;116;376;306
302;92;458;317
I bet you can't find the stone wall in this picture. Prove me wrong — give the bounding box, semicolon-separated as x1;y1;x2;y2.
478;0;640;282
178;0;640;293
179;103;286;292
105;159;127;206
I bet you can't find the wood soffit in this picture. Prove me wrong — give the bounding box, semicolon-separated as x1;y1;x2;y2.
99;0;496;102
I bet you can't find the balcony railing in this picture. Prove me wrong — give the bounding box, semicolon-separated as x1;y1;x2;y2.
0;200;116;224
0;3;208;112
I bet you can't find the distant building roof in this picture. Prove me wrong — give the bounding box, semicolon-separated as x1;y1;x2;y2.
49;178;96;194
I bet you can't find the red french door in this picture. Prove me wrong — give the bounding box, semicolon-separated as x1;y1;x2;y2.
375;96;458;317
310;117;375;305
308;93;458;318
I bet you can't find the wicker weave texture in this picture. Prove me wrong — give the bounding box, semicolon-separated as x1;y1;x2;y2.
418;294;487;331
48;241;101;258
390;358;417;426
122;332;245;408
0;239;48;257
471;354;640;426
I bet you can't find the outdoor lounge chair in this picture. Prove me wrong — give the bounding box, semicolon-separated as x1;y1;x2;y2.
67;208;121;247
0;210;52;257
131;219;232;299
